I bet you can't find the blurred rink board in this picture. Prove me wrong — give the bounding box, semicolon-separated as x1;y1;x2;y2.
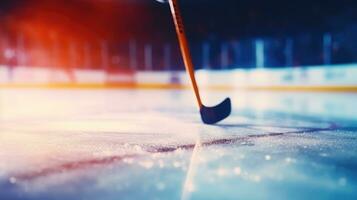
1;64;357;91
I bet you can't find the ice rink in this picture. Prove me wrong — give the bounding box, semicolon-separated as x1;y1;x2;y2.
1;88;357;200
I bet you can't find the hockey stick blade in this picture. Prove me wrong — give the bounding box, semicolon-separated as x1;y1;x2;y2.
200;97;231;124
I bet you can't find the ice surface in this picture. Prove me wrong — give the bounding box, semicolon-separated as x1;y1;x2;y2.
0;89;357;200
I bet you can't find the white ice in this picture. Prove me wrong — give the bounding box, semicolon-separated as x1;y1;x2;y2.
0;89;357;200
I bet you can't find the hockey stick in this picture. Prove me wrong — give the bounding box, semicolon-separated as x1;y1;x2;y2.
168;0;231;124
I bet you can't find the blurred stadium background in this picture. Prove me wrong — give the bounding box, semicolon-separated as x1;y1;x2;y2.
1;0;357;89
1;1;357;199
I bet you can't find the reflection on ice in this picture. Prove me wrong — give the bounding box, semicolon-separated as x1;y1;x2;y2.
181;139;201;200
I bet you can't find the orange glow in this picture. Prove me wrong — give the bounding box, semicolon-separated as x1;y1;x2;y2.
1;0;153;71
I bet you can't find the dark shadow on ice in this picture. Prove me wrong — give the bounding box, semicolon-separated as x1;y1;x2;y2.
216;122;357;133
13;155;136;181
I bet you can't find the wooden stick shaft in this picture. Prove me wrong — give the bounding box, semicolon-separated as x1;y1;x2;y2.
169;0;203;108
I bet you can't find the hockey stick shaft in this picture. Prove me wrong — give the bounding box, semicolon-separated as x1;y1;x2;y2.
169;0;203;108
